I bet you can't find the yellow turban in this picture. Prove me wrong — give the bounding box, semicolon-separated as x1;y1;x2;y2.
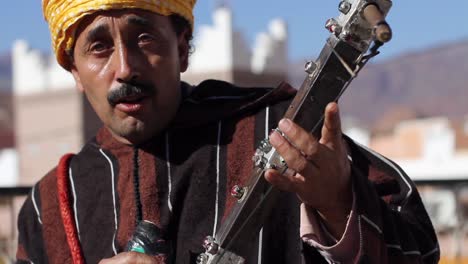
42;0;196;70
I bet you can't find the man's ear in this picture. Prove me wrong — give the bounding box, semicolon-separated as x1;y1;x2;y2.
177;28;190;73
70;65;85;93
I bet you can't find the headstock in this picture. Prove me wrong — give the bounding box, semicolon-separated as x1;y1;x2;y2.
325;0;392;52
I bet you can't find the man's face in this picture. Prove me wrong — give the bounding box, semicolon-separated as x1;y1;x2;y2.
71;9;189;145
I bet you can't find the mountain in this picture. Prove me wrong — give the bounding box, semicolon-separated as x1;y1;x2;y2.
288;40;468;130
0;90;13;149
0;52;11;92
0;52;13;149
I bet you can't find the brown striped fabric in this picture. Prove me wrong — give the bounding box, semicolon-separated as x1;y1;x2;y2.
223;115;256;222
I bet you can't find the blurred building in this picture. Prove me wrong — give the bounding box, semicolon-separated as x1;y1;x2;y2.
12;40;82;185
182;6;288;87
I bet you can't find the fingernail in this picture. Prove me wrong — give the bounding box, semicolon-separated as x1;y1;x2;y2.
279;118;292;132
328;102;338;114
269;131;282;145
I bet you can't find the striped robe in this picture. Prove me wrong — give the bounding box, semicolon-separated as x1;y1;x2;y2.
16;80;439;264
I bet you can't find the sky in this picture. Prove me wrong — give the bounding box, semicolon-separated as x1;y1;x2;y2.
2;1;468;62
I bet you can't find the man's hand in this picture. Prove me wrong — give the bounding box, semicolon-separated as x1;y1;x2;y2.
265;102;352;238
99;252;165;264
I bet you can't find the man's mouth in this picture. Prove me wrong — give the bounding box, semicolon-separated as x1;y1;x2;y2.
108;82;155;105
107;82;155;113
114;94;149;113
115;94;147;104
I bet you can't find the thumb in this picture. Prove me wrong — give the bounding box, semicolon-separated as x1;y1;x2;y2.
320;102;342;148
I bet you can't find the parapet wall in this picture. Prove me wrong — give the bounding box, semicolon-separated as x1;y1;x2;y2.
12;40;74;95
183;6;288;77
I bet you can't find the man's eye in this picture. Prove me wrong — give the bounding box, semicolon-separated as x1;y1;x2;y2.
139;34;155;43
90;42;108;53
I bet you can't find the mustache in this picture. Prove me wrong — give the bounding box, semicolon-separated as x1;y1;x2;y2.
107;82;155;106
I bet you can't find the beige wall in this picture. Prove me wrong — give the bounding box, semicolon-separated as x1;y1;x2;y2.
14;89;84;185
371;124;424;159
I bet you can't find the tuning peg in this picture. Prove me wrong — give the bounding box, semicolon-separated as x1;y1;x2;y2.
362;4;392;43
325;18;342;34
305;61;318;74
338;1;352;14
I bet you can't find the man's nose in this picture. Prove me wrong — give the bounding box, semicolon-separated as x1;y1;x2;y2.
114;44;141;83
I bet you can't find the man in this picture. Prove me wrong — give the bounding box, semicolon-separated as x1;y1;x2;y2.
16;0;439;263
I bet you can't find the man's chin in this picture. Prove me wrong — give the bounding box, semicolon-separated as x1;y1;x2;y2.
108;121;155;145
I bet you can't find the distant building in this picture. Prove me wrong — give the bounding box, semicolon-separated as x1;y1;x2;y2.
370;117;468;181
12;40;83;185
182;6;288;87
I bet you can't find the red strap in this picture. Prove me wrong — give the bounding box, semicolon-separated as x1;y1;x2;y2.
57;153;85;264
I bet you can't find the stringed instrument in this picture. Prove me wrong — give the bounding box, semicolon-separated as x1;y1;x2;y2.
197;0;393;262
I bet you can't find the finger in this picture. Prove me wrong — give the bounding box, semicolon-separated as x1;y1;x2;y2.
277;118;320;161
269;130;311;173
264;169;305;192
264;169;294;192
277;119;328;168
320;102;342;148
